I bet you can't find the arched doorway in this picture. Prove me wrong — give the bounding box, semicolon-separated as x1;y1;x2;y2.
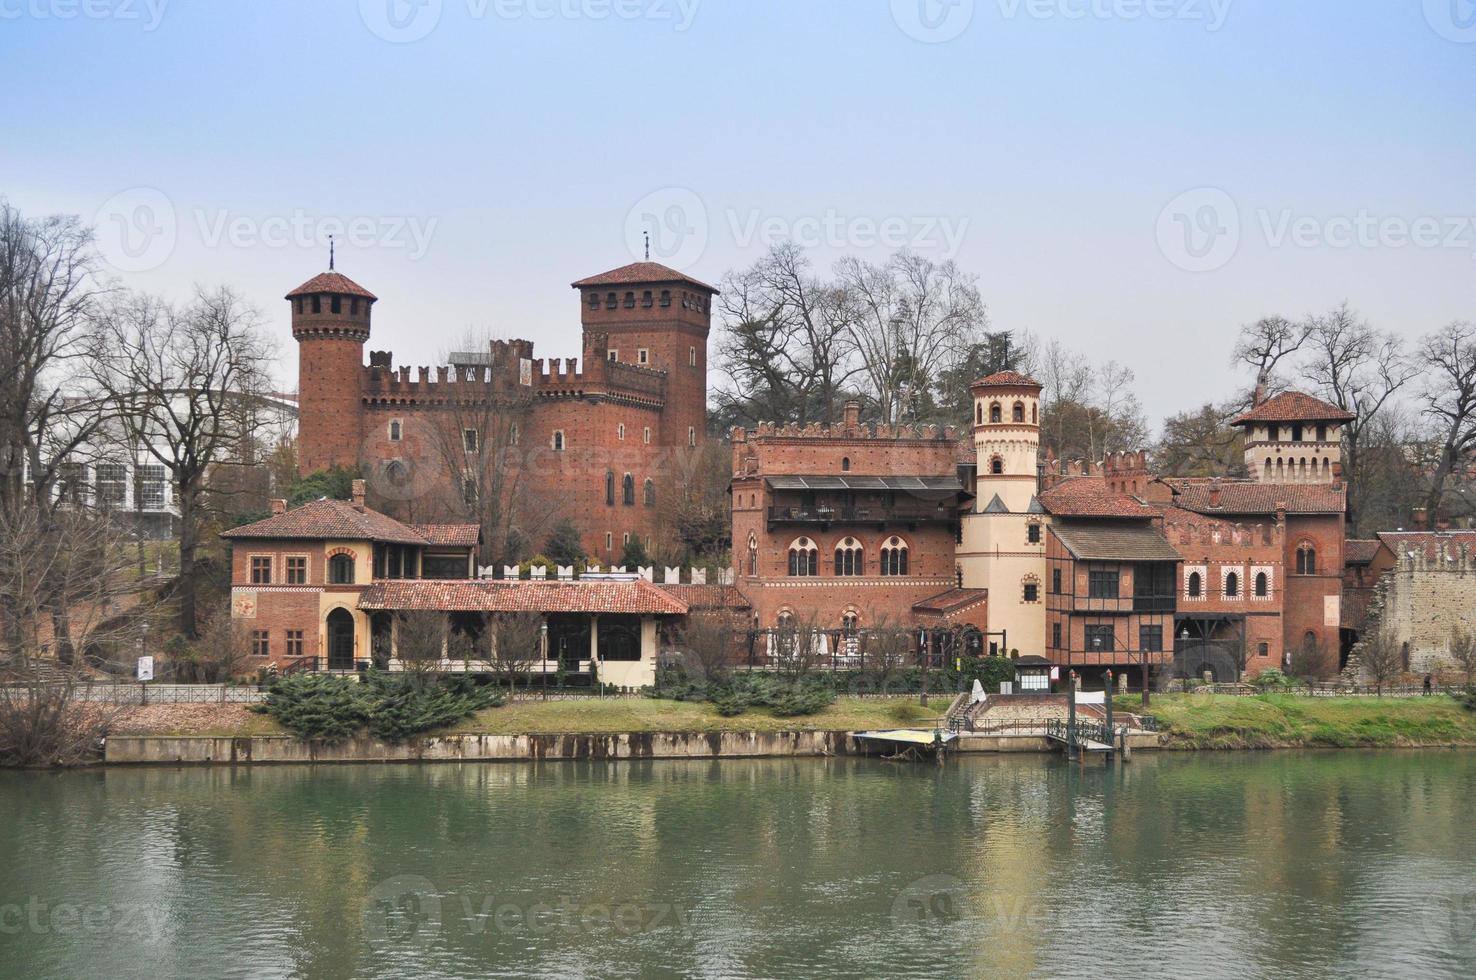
326;608;356;671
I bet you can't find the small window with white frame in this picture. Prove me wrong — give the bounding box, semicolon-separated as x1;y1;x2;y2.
463;428;478;453
689;346;697;367
637;348;649;365
643;426;651;445
552;430;565;451
688;426;696;447
617;423;626;441
605;531;613;551
608;349;618;362
388;419;403;442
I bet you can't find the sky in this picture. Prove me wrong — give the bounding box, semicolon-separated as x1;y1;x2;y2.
3;0;1474;428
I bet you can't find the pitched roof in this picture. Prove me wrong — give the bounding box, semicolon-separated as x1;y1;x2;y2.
1051;523;1181;562
1374;531;1476;561
983;494;1010;514
912;588;989;613
571;262;717;293
971;370;1042;390
1345;539;1382;565
1231;391;1353;425
358;579;689;615
655;584;752;611
285;271;378;301
220;499;464;546
1167;479;1346;516
1038;478;1155;518
412;524;483;547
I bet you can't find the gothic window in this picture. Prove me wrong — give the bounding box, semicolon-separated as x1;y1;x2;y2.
1225;572;1239;597
1012;402;1024;422
617;423;626;441
747;534;758;577
1255;572;1269;597
552;431;565;451
1292;424;1304;441
1187;571;1202;598
976;403;983;425
841;457;850;472
1296;543;1317;575
834;537;863;576
688;427;696;447
643;427;651;445
622;473;635;506
644;479;655;507
1032;403;1038;424
880;536;909;576
605;471;615;506
1316;424;1327;441
788;538;818;577
989;402;1002;423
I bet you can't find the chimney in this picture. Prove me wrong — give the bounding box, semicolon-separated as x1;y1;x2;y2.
843;399;861;431
1253;381;1267;407
351;479;366;511
1412;507;1428;530
270;498;287;516
1208;478;1222;509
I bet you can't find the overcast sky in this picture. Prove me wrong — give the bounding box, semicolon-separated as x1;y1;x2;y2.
4;0;1473;427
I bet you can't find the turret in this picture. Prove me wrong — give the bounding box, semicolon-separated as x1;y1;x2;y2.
971;370;1043;513
1230;390;1353;484
288;269;377;474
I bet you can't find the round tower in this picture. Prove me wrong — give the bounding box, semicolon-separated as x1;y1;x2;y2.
971;370;1043;513
288;269;377;474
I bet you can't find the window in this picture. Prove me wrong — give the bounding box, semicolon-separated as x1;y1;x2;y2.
623;532;631;546
660;289;672;307
834;538;863;576
841;457;850;472
608;349;619;362
250;556;272;585
637;348;649;365
788;537;819;577
623;291;636;308
286;630;304;658
285;556;307;585
689;347;697;367
1292;424;1304;441
1296;543;1317;575
312;295;321;313
1139;625;1164;652
1224;572;1239;597
605;471;615;506
1255;571;1269;597
351;298;360;316
58;462;87;503
1012;402;1025;422
606;292;617;309
552;431;565;451
747;535;758;576
389;419;402;442
1187;571;1202;597
1052;568;1062;593
1085;625;1114;652
976;403;983;425
589;292;601;309
990;402;1002;423
642;290;653;308
463;429;478;453
617;423;626;441
644;479;655;507
95;463;127;505
1089;570;1119;600
138;465;166;509
251;630;270;658
1027;523;1041;544
606;532;613;551
1317;424;1328;442
880;536;909;576
1052;622;1062;648
622;473;635;506
331;295;341;314
329;554;354;584
688;427;696;447
1257;642;1270;659
462;476;477;507
990;457;1004;475
509;423;519;446
643;427;651;445
1023;582;1039;603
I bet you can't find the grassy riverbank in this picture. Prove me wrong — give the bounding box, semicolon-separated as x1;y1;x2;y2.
1120;692;1476;749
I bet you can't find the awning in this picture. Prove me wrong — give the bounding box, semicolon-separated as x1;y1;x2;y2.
765;475;963;493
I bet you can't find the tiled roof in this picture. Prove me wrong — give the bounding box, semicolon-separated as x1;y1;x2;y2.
1038;478;1155;518
1231;391;1353;425
1051;523;1181;562
358;579;689;615
655;584;752;611
221;499;454;546
1344;539;1382;564
912;588;989;613
1374;531;1476;561
1167;479;1346;515
971;370;1042;390
285;271;378;301
571;262;717;292
412;524;483;547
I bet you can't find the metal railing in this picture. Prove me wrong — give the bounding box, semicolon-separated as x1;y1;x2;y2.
766;504;955;525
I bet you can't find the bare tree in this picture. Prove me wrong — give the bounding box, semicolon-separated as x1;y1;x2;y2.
1448;627;1476;686
1231;315;1310;397
1156;402;1245;477
1357;629;1406;696
94;287;272;638
392;610;451;687
1288;635;1334;681
671;606;740;693
653;440;730;565
488;611;545;691
1418;321;1476;523
170;610;253;683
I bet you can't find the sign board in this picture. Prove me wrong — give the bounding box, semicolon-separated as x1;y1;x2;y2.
232;591;258;619
136;656;154;682
1323;595;1340;628
1049;666;1060;681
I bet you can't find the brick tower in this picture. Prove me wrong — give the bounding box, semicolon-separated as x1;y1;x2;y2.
571;262;717;447
289;268;376;474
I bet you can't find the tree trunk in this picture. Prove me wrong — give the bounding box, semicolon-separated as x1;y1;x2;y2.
177;482;198;639
1424;443;1459;525
48;601;74;667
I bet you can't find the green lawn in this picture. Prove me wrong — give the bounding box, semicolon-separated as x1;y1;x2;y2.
447;696;945;735
1119;692;1476;749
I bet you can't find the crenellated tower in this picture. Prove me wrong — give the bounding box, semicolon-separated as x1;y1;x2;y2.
289;269;376;474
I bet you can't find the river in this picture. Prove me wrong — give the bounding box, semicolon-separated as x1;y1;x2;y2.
1;751;1473;979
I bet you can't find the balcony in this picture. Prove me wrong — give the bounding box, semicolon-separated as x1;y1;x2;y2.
766;503;957;530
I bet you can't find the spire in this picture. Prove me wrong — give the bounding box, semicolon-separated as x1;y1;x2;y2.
644;231;651;261
328;235;335;271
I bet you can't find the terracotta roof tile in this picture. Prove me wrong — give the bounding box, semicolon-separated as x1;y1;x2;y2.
1374;531;1476;562
1344;539;1382;564
412;524;483;547
912;588;989;613
285;271;378;301
1038;478;1155;518
1231;391;1354;425
1167;479;1346;515
358;579;689;615
655;584;752;610
221;499;448;546
971;370;1042;390
571;262;717;292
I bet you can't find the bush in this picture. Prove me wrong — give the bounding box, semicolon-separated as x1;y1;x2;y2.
648;668;837;717
255;674;368;742
257;672;505;743
1252;668;1295;690
1459;686;1476;712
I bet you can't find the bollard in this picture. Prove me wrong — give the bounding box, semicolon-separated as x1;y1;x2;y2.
1104;670;1115;765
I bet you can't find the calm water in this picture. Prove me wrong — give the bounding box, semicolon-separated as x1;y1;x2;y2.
1;752;1474;979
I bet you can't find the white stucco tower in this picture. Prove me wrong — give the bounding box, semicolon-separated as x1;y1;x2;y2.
957;371;1047;657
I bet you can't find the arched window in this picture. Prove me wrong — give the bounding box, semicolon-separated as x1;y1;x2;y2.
622;473;635;506
605;471;615;506
1031;403;1038;424
1296;543;1317;575
552;431;565;451
388;419;402;442
880;536;909;576
660;289;671;307
329;554;354;585
605;291;617;309
842;611;859;635
834;537;863;576
747;534;758;577
990;456;1004;475
1012;402;1025;422
644;479;655;507
641;290;653;308
1255;572;1269;597
1265;457;1273;479
989;402;1002;423
1225;572;1239;598
841;457;850;472
588;291;601;309
1303;630;1318;651
788;538;818;577
1187;571;1202;598
976;403;983;425
623;291;636;308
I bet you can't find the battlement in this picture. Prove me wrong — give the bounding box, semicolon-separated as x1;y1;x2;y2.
1397;544;1476;574
362;340;668;405
1163;512;1281;550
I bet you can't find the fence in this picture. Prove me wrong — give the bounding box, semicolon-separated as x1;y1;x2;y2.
20;682;270;704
